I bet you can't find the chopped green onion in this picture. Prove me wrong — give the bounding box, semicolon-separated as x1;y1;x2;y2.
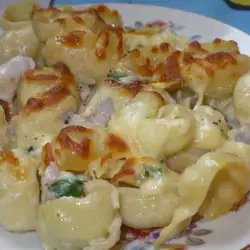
144;164;163;179
107;72;126;80
48;178;84;199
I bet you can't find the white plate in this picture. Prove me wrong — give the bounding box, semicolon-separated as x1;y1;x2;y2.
1;3;250;250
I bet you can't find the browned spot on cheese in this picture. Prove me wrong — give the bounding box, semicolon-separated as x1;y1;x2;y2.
138;58;154;77
130;48;141;57
159;42;171;52
231;194;248;212
0;151;18;166
100;152;113;166
53;62;75;88
188;41;208;54
51;126;99;172
73;8;106;24
206;51;237;67
213;38;239;52
24;70;60;82
42;143;54;167
183;52;195;63
106;79;144;97
123;81;144;96
213;38;222;44
95;30;109;58
24;85;70;114
111;158;135;184
154;51;183;91
94;4;107;13
72;15;85;24
106;133;129;153
23;63;76;101
33;6;62;13
0;151;25;180
94;4;121;22
57;31;85;48
151;46;159;54
0;100;11;122
53;18;66;24
95;27;123;59
57;126;92;158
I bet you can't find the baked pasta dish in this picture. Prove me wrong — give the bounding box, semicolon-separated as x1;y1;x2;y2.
1;0;250;249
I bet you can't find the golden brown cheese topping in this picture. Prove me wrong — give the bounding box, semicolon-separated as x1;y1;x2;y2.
111;156;156;186
113;39;250;98
42;125;130;173
93;4;122;27
116;43;175;76
115;43;184;92
95;27;123;59
32;6;111;43
23;85;71;115
182;40;250;99
187;39;240;58
43;27;124;84
0;100;12;123
0;151;26;180
42;143;54;168
106;78;144;97
12;86;77;151
18;62;78;109
57;30;85;48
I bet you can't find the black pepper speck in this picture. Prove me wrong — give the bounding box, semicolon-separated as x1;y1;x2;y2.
27;146;34;153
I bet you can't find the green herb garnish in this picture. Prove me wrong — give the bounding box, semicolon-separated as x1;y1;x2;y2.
144;164;163;179
107;72;126;80
48;178;84;199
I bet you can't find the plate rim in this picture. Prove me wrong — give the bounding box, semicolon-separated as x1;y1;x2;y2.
67;2;250;38
0;2;250;249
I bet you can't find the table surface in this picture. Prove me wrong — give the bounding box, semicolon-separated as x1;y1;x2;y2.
52;0;250;34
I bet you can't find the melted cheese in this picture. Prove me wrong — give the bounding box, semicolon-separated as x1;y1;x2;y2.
182;40;250;106
83;79;142;117
155;152;250;246
42;125;130;174
234;72;250;124
0;25;39;64
43;27;123;85
0;106;10;148
12;86;77;151
119;170;180;229
37;179;121;250
109;93;195;158
17;62;78;109
0;0;34;30
192;106;229;150
0;150;39;231
32;7;109;43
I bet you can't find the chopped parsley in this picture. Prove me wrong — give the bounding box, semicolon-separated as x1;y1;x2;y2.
48;178;84;199
107;72;126;80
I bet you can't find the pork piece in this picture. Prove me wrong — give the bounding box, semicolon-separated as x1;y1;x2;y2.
0;56;35;103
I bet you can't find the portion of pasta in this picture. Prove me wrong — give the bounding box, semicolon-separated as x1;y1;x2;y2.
0;0;250;249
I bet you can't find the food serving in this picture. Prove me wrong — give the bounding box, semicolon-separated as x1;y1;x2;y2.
1;0;250;249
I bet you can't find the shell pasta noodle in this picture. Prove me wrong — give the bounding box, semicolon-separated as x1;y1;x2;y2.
0;0;250;249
